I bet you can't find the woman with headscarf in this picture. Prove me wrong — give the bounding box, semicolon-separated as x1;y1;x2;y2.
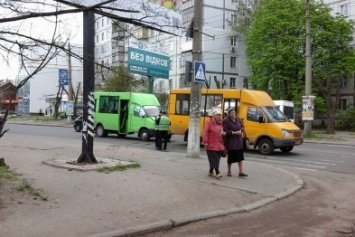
202;109;225;179
223;108;248;177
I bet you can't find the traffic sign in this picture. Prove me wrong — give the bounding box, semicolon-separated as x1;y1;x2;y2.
59;69;69;86
194;61;206;83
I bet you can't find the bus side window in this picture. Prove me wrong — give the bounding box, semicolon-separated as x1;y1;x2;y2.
247;107;258;122
176;94;190;115
134;106;141;117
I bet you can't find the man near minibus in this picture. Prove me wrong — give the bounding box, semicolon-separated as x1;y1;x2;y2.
155;110;171;151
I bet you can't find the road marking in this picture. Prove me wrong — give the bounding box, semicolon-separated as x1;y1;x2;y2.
247;157;327;169
293;167;318;172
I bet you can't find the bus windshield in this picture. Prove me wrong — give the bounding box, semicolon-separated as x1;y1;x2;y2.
262;106;288;122
144;106;160;117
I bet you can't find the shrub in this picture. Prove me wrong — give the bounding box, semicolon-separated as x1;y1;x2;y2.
335;105;355;131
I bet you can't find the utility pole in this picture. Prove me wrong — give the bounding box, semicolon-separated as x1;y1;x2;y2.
67;43;73;122
304;0;312;136
77;10;97;164
187;0;203;158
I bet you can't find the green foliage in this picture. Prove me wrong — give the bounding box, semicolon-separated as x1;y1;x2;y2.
0;165;18;187
96;162;141;173
241;0;355;120
0;165;48;200
154;93;169;110
335;106;355;131
97;66;146;92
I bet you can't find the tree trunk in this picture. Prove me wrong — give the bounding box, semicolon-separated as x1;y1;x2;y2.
326;109;336;134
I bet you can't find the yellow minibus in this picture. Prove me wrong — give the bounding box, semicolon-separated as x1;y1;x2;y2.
168;88;303;155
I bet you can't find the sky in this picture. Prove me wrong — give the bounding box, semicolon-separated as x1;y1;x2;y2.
0;10;83;82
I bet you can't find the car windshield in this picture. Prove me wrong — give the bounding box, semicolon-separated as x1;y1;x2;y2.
144;106;160;117
261;106;288;122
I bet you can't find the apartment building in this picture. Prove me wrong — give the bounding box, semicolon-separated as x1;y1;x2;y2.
16;45;84;115
94;0;248;93
323;0;355;109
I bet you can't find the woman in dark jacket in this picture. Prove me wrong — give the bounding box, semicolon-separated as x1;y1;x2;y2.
223;108;248;177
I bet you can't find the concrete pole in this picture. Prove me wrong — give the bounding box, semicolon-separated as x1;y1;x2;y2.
67;43;73;122
187;0;203;158
304;0;312;136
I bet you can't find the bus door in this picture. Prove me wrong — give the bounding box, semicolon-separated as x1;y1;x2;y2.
119;100;129;133
96;95;120;131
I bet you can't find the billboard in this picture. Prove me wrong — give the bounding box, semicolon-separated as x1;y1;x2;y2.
128;47;170;79
66;0;182;35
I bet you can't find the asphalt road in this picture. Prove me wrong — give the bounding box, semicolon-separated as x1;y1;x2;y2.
7;124;355;175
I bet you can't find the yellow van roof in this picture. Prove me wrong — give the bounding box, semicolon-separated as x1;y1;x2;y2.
170;88;274;107
240;90;274;106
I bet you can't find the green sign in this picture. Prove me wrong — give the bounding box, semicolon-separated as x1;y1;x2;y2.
128;47;170;79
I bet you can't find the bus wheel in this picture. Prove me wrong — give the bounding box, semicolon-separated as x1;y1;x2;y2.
140;129;150;141
280;146;293;153
96;125;107;137
258;139;274;155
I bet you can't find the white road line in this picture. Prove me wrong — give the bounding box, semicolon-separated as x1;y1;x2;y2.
292;167;318;172
247;157;327;169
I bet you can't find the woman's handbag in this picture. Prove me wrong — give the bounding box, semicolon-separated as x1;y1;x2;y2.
220;146;228;157
242;130;249;150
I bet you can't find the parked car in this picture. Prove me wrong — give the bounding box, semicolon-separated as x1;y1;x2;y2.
0;110;20;116
73;115;83;132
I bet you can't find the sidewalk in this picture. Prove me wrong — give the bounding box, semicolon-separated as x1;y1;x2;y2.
0;119;354;237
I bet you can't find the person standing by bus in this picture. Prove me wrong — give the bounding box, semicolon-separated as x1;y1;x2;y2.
223;108;248;177
202;109;225;179
155;110;171;151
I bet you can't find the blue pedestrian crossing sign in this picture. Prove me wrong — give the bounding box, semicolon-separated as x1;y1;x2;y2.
194;61;206;83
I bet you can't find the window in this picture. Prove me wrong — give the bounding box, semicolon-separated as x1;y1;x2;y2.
102;32;104;40
340;4;348;16
134;105;146;117
99;96;118;114
231;13;237;23
243;77;248;88
231;36;237;47
230;78;236;88
247;107;264;122
230;57;237;68
340;99;347;110
96;34;99;43
224;99;238;114
101;18;104;27
175;94;190;115
180;74;189;87
200;94;222;116
96;21;99;29
340;76;348;88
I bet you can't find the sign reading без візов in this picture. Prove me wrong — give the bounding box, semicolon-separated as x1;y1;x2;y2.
128;47;170;79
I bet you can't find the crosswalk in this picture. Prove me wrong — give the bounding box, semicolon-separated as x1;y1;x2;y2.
245;153;346;172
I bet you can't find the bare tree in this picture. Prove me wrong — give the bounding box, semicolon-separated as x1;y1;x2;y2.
0;0;133;137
